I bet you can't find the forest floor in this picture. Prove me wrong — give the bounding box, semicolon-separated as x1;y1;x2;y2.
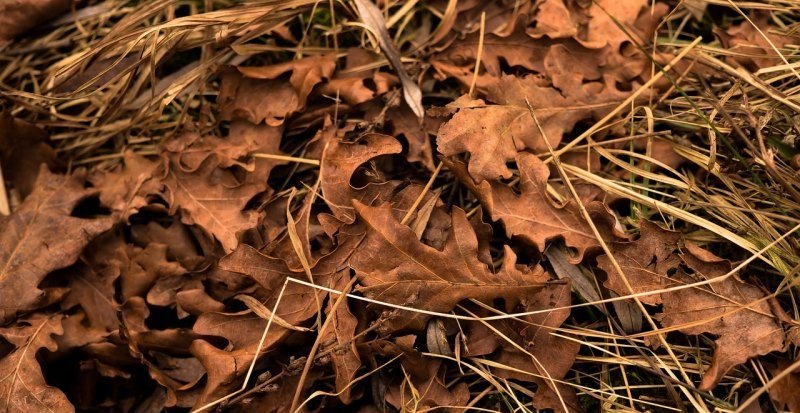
1;0;800;412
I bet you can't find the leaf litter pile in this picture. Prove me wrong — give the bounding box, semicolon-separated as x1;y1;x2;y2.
2;0;800;412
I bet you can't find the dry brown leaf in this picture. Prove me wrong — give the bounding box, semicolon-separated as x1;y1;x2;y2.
659;246;786;391
484;282;581;412
60;264;118;333
716;12;796;70
119;297;204;408
92;151;159;220
130;220;206;270
218;54;336;126
320;271;362;404
0;315;72;413
451;153;626;262
0;168;113;324
598;223;787;390
598;220;682;305
768;359;800;412
114;243;186;302
527;0;587;40
384;360;469;412
350;201;548;332
387;104;435;169
0;0;71;40
160;133;270;253
353;0;424;118
318;48;398;106
437;72;629;182
320;133;402;222
205;234;362;405
0;112;57;201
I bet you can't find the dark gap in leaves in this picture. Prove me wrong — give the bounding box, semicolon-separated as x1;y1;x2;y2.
615;79;633;93
70;195;111;218
0;336;12;359
144;306;195;331
498;56;538;78
41;348;159;413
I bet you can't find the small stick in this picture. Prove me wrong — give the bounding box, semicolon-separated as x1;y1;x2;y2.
400;162;443;225
467;12;486;98
252;153;320;166
0;160;10;215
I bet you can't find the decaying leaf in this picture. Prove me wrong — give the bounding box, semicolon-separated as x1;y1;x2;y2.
488;282;581;412
599;222;788;390
320;133;402;223
659;246;786;390
319;272;362;404
0;315;72;413
0;112;57;201
384;360;470;412
0;168;113;324
598;220;682;305
451;152;626;262
768;359;800;412
92;151;159;220
437;73;630;182
716;12;797;70
218;54;336;126
0;0;71;40
3;1;797;411
350;201;548;332
161;133;269;253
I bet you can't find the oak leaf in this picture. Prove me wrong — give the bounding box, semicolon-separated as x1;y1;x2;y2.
716;12;794;70
437;73;630;182
387;104;435;169
204;233;362;405
92;151;159;220
0;168;113;324
60;263;118;333
318;48;397;106
0;315;73;413
160;133;269;253
218;54;336;126
119;297;204;408
319;133;402;222
768;359;800;412
482;282;580;412
451;153;626;262
350;201;548;332
0;112;57;200
320;272;361;404
598;220;682;305
598;223;787;390
384;360;469;412
658;246;786;390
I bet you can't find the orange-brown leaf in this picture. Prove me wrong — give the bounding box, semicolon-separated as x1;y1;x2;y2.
350;201;548;332
0;315;72;413
0;169;113;324
452;152;625;262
